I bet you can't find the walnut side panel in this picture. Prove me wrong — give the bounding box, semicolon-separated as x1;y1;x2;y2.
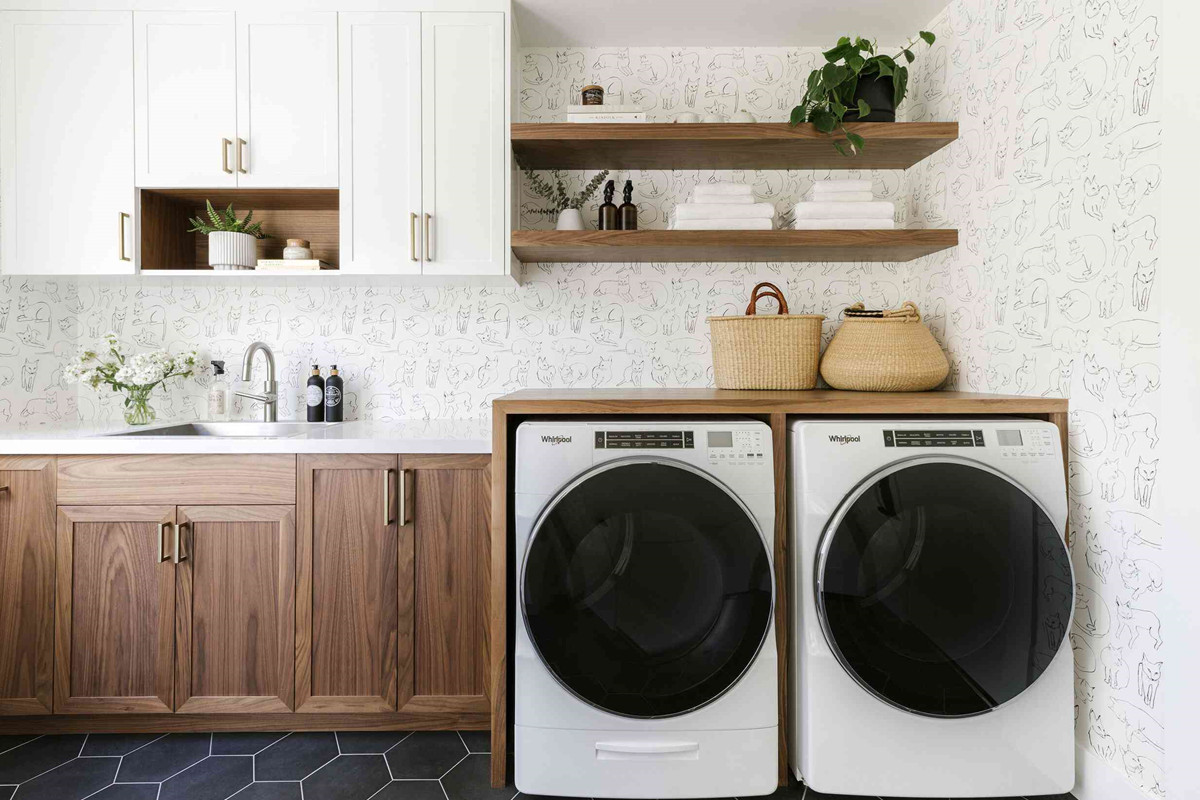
0;457;55;715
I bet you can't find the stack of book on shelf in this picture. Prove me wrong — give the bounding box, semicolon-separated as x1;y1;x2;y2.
566;104;646;123
255;259;335;271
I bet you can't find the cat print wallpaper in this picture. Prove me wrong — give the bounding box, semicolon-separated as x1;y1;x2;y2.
907;0;1163;797
0;1;1167;797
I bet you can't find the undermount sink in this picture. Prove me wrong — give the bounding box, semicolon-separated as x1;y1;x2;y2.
106;422;341;438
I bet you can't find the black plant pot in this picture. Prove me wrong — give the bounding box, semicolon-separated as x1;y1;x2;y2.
844;73;896;122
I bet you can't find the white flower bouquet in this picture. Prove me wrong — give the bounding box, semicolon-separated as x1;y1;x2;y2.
64;333;198;425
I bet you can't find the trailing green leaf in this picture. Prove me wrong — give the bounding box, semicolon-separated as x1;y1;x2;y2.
186;199;271;239
789;29;936;156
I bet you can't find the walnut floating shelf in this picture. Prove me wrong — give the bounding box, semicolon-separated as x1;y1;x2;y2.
510;229;958;264
511;122;958;170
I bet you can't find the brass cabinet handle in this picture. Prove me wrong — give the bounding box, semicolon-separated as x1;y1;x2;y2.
410;212;419;262
173;522;188;564
398;469;410;525
236;138;248;174
221;138;233;174
0;485;9;492
119;212;131;262
157;522;171;563
383;469;395;526
423;213;432;261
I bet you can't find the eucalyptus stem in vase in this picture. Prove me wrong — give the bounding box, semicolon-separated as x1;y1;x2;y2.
64;333;198;425
522;167;610;230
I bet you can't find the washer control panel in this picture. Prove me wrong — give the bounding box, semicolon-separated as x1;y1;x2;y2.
594;430;695;449
995;426;1058;459
884;429;985;448
706;429;767;466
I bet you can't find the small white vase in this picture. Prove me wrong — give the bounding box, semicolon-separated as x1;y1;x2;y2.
209;231;257;271
556;208;584;230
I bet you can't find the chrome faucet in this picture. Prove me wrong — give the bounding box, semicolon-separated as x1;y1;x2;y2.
234;341;278;422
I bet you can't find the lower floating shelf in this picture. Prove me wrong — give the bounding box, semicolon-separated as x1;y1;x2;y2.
510;229;958;264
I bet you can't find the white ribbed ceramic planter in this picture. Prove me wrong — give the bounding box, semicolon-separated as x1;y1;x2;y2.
208;231;257;271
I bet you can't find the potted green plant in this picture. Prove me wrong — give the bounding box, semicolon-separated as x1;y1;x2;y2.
790;31;936;156
187;201;269;270
64;333;198;426
521;168;610;230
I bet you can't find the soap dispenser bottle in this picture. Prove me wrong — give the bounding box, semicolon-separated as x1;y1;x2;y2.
619;179;638;230
324;365;344;422
598;180;618;230
208;360;230;421
306;365;325;422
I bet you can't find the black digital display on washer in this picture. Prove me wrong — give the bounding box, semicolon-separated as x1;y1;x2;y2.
595;431;695;449
883;430;985;447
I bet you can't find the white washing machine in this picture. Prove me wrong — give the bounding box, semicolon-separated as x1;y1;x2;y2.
789;419;1075;798
515;419;778;798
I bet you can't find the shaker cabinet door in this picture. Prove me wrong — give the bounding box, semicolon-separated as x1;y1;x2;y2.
421;12;506;276
338;12;423;275
297;455;400;712
0;457;55;715
134;12;238;188
0;11;135;275
175;505;296;713
55;506;176;714
236;12;338;188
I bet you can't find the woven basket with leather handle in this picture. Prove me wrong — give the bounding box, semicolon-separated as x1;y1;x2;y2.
819;301;949;392
708;282;825;390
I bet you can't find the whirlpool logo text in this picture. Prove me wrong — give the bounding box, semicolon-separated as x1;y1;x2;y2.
541;435;573;445
828;435;861;444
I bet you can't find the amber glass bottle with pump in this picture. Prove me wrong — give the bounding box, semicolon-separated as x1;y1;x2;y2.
619;180;638;230
598;180;618;230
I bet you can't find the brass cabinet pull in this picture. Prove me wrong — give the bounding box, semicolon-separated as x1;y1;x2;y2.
0;485;9;492
423;213;432;261
410;212;419;262
383;469;395;526
236;138;248;174
119;212;131;262
173;522;188;564
221;138;233;174
398;469;410;525
157;522;171;563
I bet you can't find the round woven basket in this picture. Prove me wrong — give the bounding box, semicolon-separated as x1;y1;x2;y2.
819;301;949;392
708;282;825;390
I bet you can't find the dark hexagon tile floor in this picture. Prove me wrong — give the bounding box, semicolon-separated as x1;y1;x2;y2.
0;732;1079;800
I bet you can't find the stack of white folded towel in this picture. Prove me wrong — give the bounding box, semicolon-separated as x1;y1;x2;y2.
671;182;774;230
793;179;894;229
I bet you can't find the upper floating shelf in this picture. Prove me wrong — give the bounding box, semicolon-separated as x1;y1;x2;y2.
511;122;958;170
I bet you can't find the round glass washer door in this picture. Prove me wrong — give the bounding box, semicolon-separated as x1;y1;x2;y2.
816;457;1073;718
521;459;774;719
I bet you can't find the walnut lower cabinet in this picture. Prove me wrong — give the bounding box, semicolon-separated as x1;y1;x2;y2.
297;454;490;719
55;504;295;714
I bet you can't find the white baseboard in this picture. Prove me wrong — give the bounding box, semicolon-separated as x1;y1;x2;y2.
1074;744;1146;800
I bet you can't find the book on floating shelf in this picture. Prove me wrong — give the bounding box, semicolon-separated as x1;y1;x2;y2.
255;259;335;271
565;104;644;114
567;112;647;123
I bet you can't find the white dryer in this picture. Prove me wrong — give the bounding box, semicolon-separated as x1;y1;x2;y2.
789;419;1074;798
515;419;778;799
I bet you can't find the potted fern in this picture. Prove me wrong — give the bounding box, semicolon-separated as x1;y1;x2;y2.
187;201;269;270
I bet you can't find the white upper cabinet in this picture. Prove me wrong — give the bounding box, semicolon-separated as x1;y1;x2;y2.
338;12;422;275
421;12;506;276
134;12;237;188
0;11;135;275
134;11;336;189
236;13;338;188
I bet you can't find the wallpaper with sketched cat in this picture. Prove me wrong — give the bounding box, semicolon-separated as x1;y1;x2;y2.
907;0;1163;796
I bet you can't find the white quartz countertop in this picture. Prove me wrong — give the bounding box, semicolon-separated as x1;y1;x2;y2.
0;418;492;455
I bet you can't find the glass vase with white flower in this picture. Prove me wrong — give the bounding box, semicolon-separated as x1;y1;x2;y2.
64;333;198;426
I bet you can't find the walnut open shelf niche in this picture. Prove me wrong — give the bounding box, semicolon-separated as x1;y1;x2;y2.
139;188;339;273
511;229;958;264
511;121;959;170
